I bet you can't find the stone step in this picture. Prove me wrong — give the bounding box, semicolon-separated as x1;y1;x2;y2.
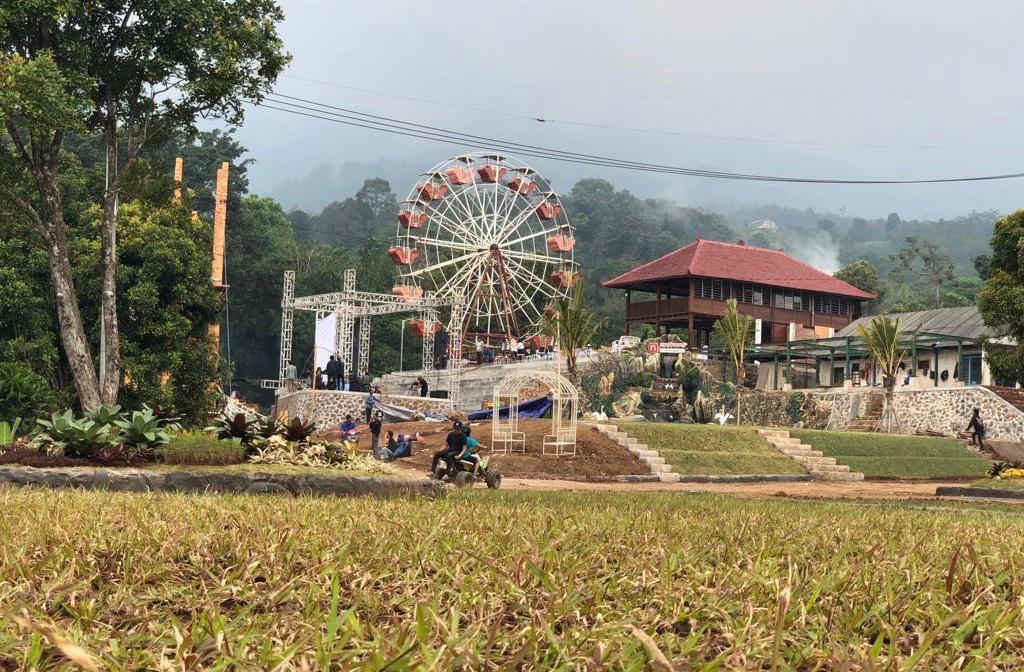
811;463;851;474
647;463;672;473
757;429;790;438
794;456;837;467
815;471;865;482
630;449;660;459
780;448;824;459
658;473;682;483
640;456;666;466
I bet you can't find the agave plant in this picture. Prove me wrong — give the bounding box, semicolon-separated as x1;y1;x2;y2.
282;416;317;443
86;405;124;428
206;413;258;446
115;407;172;461
35;410;117;458
0;418;22;445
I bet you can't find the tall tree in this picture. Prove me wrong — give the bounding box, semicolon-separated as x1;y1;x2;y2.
0;1;288;410
835;260;882;313
889;236;955;309
977;209;1024;385
712;298;754;424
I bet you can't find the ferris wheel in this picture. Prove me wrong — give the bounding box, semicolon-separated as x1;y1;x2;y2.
389;152;579;344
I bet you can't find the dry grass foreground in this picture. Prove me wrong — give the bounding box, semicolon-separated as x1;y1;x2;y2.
2;488;1024;669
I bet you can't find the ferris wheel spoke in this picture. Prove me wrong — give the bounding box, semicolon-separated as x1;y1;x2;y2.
428;198;476;243
493;201;544;243
503;254;560;297
500;248;565;267
434;251;490;297
405;249;485;280
502;226;553;248
414;237;482;255
499;259;545;317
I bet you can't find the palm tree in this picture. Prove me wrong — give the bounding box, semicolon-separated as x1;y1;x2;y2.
713;299;755;424
856;315;913;433
540;283;603;378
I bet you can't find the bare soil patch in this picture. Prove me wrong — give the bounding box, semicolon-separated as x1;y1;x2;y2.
350;419;646;482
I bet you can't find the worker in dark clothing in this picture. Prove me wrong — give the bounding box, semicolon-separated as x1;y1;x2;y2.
430;421;466;475
417;376;429;398
324;356;340;390
966;408;987;450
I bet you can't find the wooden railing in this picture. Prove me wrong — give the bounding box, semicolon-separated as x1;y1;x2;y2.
626;297;689;320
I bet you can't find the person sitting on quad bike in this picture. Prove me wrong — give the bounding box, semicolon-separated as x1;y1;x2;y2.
430;421;466;476
431;424;501;489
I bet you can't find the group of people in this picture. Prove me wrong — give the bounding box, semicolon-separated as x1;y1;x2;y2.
339;405;421;462
313;355;346;390
473;337;554;365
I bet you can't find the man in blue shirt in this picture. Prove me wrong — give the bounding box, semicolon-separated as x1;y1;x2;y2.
339;414;357;436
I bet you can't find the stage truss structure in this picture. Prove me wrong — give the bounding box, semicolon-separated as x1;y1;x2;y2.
491;370;578;457
390;152;579;351
267;269;467;405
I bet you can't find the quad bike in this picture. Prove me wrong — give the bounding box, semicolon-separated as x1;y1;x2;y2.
433;454;502;489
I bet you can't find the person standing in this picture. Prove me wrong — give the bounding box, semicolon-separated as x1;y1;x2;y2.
365;386;379;423
369;410;383;459
417;376;429;398
966;408;987;450
325;356;339;390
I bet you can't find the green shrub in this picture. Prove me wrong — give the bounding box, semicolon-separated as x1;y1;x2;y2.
158;432;246;465
786;392;805;423
0;362;52;424
115;406;173;460
34;410;117;458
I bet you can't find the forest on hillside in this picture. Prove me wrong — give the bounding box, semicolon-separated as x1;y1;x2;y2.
1;130;997;408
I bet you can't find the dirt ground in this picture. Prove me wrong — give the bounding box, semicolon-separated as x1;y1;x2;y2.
351;419;646;481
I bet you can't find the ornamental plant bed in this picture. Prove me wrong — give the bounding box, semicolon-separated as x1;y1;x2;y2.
357;419;645;481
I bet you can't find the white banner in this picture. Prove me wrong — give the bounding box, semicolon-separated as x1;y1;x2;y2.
315;314;337;372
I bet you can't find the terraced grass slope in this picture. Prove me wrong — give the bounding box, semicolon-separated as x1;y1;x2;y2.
621;423;805;475
3;488;1024;668
791;429;991;479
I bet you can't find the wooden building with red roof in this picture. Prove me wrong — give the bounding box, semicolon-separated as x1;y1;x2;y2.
602;239;875;347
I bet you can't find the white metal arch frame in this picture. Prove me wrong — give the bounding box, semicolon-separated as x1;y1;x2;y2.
393;152;577;348
491;370;578;457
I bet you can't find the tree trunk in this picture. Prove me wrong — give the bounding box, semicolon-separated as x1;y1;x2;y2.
98;113;121;405
39;172;102;411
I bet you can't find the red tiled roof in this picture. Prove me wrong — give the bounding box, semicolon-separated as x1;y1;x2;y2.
602;239;876;299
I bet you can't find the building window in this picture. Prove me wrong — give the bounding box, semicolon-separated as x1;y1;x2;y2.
695;278;725;301
773;289;810;311
814;294;849;316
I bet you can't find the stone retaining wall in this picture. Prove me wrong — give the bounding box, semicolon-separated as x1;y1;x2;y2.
275;390;454;427
736;387;1024;442
0;465;444;498
888;388;1024;442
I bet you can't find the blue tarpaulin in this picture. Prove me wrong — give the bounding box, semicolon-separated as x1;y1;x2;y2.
467;395;552;421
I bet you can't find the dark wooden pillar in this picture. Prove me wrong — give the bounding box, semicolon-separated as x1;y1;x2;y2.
655;287;662;335
625;289;631;335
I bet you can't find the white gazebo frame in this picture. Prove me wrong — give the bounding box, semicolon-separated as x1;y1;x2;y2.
491;370;578;457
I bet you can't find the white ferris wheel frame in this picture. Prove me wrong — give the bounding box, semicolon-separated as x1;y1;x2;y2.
394;152;576;342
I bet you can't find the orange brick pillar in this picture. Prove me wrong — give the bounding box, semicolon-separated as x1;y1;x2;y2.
173;157;184;201
209;161;229;349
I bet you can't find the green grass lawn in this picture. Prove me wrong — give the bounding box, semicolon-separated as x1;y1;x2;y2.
3;487;1024;668
791;429;991;479
970;478;1024;491
621;423;805;475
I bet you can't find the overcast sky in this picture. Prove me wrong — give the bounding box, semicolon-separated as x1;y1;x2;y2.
233;0;1024;219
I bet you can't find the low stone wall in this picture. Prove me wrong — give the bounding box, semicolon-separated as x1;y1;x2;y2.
888;388;1024;442
735;386;1024;443
275;390;454;427
0;465;444;498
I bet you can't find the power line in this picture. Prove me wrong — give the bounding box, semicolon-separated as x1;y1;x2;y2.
280;74;1024;151
254;95;1024;185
